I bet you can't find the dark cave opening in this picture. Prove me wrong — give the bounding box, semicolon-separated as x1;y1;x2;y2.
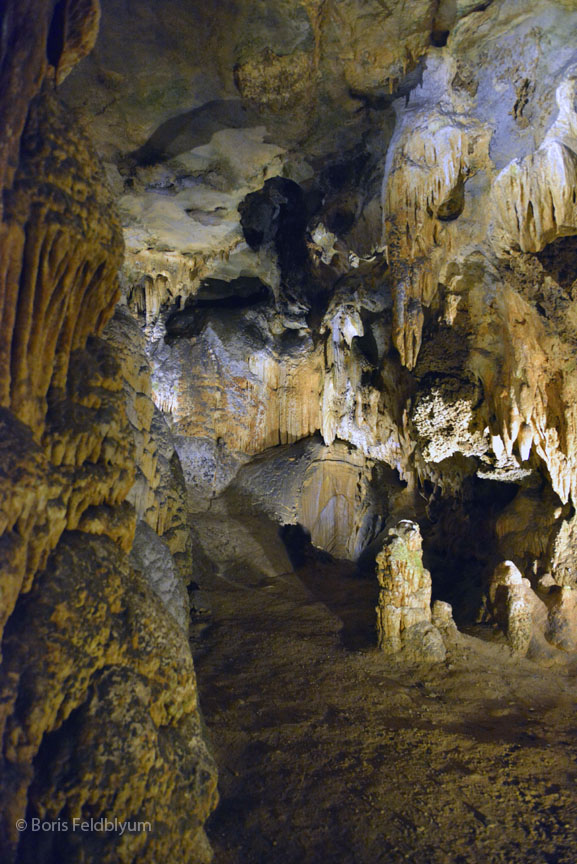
46;0;67;68
535;233;577;289
164;277;273;338
276;465;520;643
421;476;521;625
431;29;450;47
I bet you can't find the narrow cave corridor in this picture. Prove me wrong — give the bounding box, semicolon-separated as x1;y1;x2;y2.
3;1;577;863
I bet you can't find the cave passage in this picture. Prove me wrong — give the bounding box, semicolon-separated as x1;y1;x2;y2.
191;493;577;864
5;2;577;863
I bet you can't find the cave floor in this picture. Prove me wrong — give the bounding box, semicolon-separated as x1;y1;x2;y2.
191;497;577;864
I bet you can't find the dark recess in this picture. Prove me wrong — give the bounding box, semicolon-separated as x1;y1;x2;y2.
431;29;450;47
165;277;272;338
536;234;577;290
47;0;66;66
238;176;332;323
422;475;519;623
238;176;308;278
122;100;254;169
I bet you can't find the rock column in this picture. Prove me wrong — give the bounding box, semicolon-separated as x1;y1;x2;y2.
376;520;446;661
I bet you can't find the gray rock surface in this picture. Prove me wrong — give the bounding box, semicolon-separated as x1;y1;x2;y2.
130;520;190;633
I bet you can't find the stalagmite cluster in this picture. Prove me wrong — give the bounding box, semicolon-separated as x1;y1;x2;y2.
489;559;577;659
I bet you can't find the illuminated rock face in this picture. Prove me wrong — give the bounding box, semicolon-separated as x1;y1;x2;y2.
228;437;391;560
379;5;577;585
375;521;446;662
57;0;577;590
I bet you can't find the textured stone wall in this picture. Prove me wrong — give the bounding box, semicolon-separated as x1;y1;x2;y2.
0;4;217;862
60;0;577;593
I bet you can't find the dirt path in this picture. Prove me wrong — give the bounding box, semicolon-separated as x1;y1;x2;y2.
191;498;577;864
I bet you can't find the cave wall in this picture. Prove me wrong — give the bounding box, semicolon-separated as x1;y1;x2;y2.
0;3;217;862
383;1;577;586
60;0;577;589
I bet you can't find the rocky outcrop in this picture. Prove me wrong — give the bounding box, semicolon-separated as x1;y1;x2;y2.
0;533;216;864
103;306;193;580
379;4;577;592
229;437;392;559
489;561;538;655
546;586;577;652
49;0;577;632
376;521;447;662
0;87;127;644
492;65;577;254
129;520;190;633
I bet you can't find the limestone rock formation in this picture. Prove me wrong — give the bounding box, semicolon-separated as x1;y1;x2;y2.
376;521;446;662
431;599;459;643
103;306;194;581
0;5;217;862
0;533;217;864
51;0;577;603
129;520;190;633
8;0;577;857
546;586;577;652
229;437;391;559
489;559;577;659
489;560;536;656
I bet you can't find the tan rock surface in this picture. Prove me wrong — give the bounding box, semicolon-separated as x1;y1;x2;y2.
376;520;446;661
0;532;217;863
0;8;218;862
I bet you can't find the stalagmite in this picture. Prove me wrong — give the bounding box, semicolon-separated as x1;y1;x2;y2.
376;521;446;662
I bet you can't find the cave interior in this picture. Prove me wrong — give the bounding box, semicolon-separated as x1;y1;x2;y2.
2;0;577;862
